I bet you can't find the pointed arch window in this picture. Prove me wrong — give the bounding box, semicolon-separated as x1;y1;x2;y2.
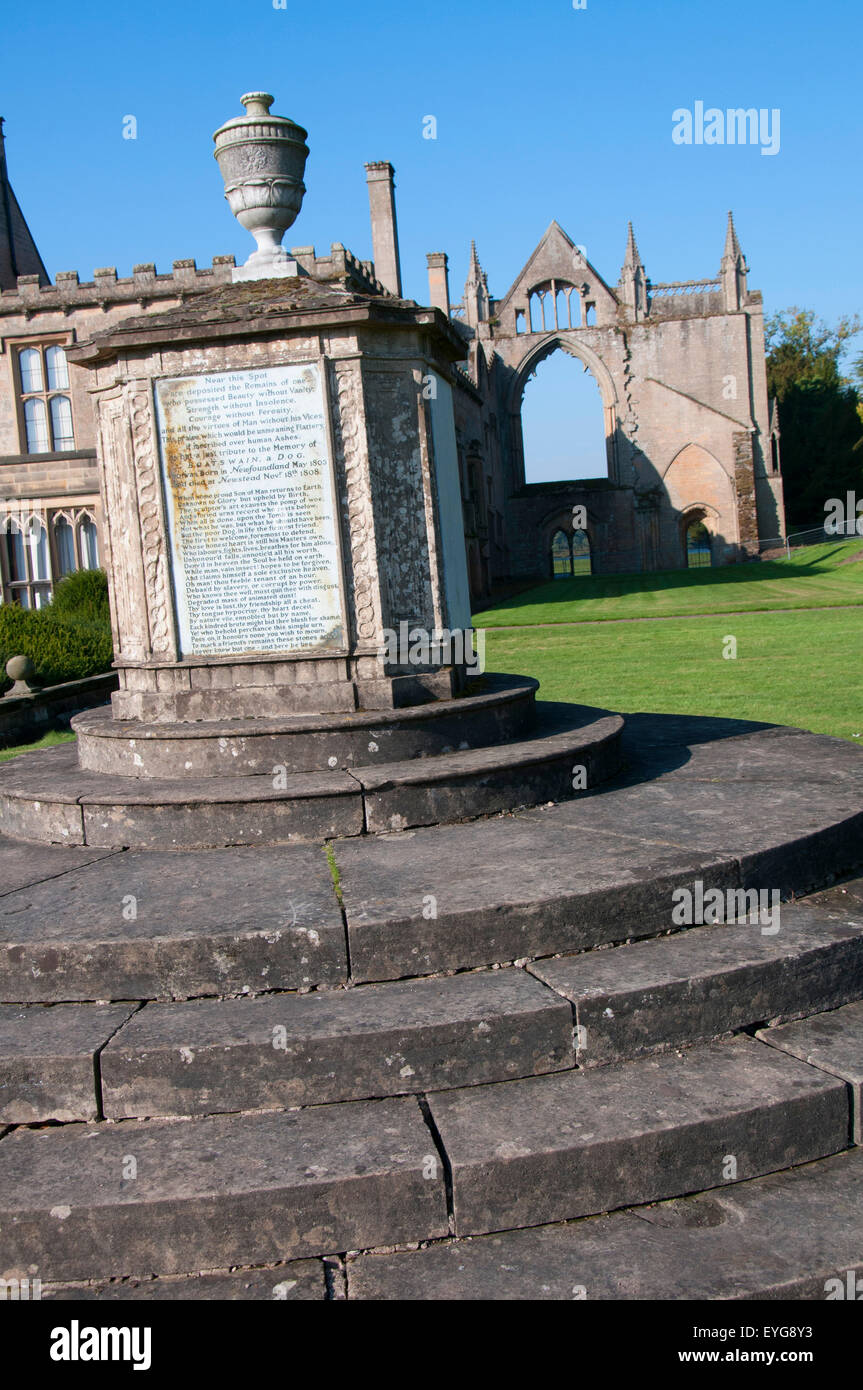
77;514;100;569
571;527;592;575
551;528;573;578
54;516;76;576
50;509;101;580
2;516;51;608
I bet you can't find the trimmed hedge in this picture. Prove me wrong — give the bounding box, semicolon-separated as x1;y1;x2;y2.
0;569;113;692
50;567;112;627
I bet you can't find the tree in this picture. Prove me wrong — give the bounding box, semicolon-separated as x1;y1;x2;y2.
765;309;863;527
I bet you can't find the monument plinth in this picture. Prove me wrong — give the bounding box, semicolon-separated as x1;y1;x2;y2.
68;274;472;722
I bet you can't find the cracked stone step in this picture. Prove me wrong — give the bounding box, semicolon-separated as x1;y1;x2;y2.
0;1096;447;1282
529;902;863;1066
425;1034;850;1237
334;815;740;981
43;1260;326;1300
0;847;346;1003
99;968;572;1118
0;836;118;898
0;1003;137;1122
758;1000;863;1143
347;1148;863;1300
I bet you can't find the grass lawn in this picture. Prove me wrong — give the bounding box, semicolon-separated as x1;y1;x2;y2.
486;605;863;742
0;729;76;763
475;540;863;627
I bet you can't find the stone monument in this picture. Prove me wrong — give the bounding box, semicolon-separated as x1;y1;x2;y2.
0;94;623;847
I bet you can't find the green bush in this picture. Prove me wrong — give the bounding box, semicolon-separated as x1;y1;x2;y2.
49;567;111;627
0;570;114;692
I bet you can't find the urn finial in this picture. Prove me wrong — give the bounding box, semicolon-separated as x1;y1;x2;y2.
213;92;309;280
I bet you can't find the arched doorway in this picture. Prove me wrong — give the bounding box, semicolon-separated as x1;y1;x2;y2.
685;517;712;568
550;524;592;578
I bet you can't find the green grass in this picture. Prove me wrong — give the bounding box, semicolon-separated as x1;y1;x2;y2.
487;606;863;742
0;729;76;762
474;540;863;627
325;841;344;905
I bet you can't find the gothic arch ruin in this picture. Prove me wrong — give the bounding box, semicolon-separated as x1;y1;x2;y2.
510;333;619;488
444;215;785;600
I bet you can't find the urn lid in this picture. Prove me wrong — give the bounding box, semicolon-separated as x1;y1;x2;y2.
213;92;308;155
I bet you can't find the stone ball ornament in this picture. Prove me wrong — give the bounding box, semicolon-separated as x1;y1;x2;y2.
6;654;34;683
4;654;37;696
213;92;309;273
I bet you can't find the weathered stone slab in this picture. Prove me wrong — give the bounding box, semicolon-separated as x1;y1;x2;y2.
347;1149;863;1300
549;769;863;899
0;745;86;844
77;767;363;849
44;1260;325;1300
335;816;739;981
0;746;364;850
355;708;623;833
0;1096;447;1281
426;1035;848;1236
806;874;863;917
0;1003;136;1122
624;719;863;790
100;967;572;1117
758;1001;863;1144
79;792;362;850
0;837;119;897
671;726;863;786
530;905;863;1066
0;847;346;1002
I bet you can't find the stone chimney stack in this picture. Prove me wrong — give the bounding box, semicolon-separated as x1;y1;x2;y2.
426;252;450;316
364;161;402;296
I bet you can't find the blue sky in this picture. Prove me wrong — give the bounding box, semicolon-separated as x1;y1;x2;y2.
3;0;860;480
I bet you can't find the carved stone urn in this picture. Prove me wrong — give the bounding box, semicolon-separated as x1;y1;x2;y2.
213;92;309;275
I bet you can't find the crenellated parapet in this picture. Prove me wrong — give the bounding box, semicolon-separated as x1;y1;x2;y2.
0;256;237;312
0;241;392;323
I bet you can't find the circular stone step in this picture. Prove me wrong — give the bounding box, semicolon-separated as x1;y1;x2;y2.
72;674;540;778
0;702;624;849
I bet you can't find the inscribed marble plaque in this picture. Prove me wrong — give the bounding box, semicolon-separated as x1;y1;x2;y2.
154;363;345;656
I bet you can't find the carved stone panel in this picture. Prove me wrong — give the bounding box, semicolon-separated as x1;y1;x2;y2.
364;369;435;630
